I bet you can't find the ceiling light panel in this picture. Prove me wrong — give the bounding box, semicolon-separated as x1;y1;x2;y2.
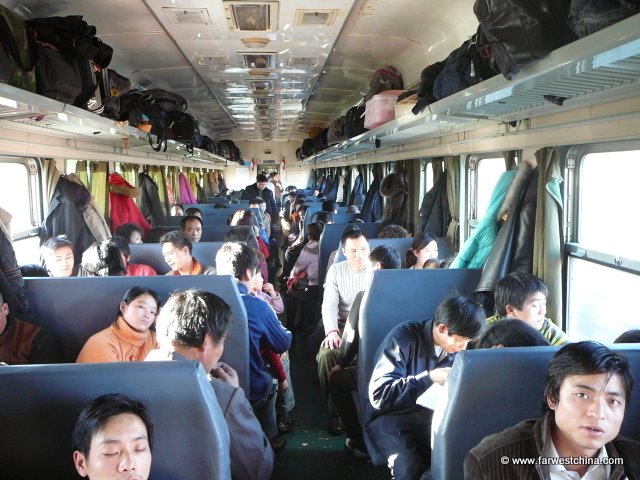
239;52;277;69
164;8;212;25
223;2;279;32
293;9;339;26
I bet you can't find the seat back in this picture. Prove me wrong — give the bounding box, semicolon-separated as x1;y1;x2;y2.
0;361;231;480
432;345;640;479
358;268;482;464
318;222;380;284
24;275;250;393
129;242;224;274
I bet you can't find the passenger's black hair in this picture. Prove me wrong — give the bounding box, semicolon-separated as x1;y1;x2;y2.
316;211;333;225
307;222;322;242
433;296;485;339
20;264;49;277
285;185;297;193
159;230;193;254
378;224;410;239
156;289;232;348
80;239;127;277
269;172;279;179
369;245;401;270
184;207;202;217
223;226;259;250
215;242;260;281
72;393;154;456
250;196;265;205
180;215;203;230
495;272;548;317
213;203;227;209
615;329;640;344
406;232;437;267
322;200;338;213
346;205;361;214
256;173;268;183
114;223;144;243
230;209;255;227
144;226;168;243
544;341;634;411
340;225;364;244
475;318;550;349
170;203;184;212
110;235;131;258
117;286;161;320
41;234;74;254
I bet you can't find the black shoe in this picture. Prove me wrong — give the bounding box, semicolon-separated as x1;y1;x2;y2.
278;414;295;433
345;438;370;459
270;435;287;453
327;416;343;436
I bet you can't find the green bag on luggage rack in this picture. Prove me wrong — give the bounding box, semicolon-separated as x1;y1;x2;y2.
0;4;36;93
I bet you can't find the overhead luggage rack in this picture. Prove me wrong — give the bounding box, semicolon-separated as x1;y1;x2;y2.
306;14;640;165
0;83;227;167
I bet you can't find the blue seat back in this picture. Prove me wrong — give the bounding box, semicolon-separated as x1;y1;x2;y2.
0;361;231;480
184;202;249;210
432;345;640;479
358;268;483;464
24;275;250;393
318;223;381;284
129;242;224;274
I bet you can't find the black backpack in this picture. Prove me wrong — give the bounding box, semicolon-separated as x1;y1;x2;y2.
412;61;446;114
474;0;576;79
343;105;367;139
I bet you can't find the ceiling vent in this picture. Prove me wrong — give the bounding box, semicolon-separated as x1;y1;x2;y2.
241;37;270;48
224;1;278;32
164;8;211;25
248;79;274;91
294;9;338;26
288;56;317;69
239;52;277;69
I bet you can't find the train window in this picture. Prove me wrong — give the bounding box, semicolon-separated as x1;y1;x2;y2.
476;157;505;219
0;160;40;264
567;149;640;343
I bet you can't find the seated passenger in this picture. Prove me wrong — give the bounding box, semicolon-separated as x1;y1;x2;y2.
367;296;485;480
614;329;640;343
114;223;144;244
181;215;203;243
76;287;160;363
406;232;438;269
475;318;550;349
322;200;338;214
0;290;60;364
464;341;640;479
73;393;153;480
79;239;127;277
41;235;77;277
109;235;156;277
249;197;271;238
489;272;570;346
149;289;274;479
329;245;401;459
287;222;321;331
315;211;333;226
215;242;292;450
184;207;202;219
160;231;215;275
170;203;184;216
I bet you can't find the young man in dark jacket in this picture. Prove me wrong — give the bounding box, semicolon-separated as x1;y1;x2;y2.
241;174;277;220
464;341;640;479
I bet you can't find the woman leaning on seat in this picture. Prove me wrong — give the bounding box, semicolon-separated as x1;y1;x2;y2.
76;287;161;363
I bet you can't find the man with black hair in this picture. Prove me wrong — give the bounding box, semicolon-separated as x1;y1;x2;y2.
367;296;485;480
490;272;569;346
180;215;203;243
160;231;214;275
215;242;291;451
0;290;60;364
149;289;274;480
241;174;277;220
465;341;640;479
329;245;401;458
322;200;338;214
72;393;153;480
317;225;372;435
41;235;77;277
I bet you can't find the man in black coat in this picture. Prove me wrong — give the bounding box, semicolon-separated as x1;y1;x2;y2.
241;174;277;221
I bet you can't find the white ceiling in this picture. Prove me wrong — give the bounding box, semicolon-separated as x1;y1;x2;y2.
7;0;476;142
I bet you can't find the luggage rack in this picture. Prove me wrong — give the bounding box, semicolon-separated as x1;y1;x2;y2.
305;14;640;165
0;84;227;167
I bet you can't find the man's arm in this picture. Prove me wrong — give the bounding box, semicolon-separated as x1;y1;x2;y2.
321;263;342;349
368;330;434;412
261;304;292;354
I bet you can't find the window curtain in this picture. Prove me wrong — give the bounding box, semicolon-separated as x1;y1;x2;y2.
166;167;180;204
445;156;460;247
119;163;139;187
147;166;169;214
89;161;108;217
404;160;420;234
533;148;563;325
75;161;89;188
43;159;61;205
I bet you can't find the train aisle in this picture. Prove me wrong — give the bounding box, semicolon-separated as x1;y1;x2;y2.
272;330;390;480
